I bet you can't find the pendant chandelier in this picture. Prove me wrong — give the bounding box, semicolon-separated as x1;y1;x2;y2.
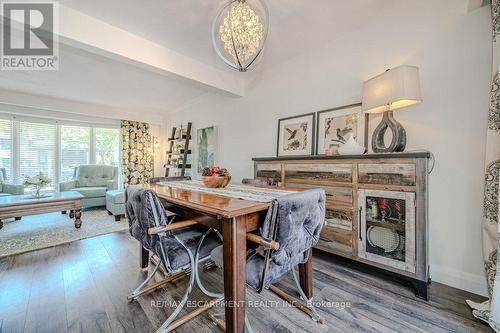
212;0;269;72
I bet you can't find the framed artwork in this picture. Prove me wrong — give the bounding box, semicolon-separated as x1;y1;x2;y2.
197;126;218;173
277;113;315;157
316;103;364;155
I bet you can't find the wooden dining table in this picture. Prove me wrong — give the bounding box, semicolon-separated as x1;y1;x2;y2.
142;182;314;333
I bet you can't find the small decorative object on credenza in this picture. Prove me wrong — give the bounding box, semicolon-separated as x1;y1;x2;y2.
338;134;366;155
277;113;315;157
316;103;365;155
362;65;422;153
202;166;231;188
24;172;52;198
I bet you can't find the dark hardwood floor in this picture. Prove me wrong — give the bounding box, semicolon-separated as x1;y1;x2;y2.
0;230;491;333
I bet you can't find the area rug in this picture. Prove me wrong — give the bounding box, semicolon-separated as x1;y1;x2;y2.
0;208;129;258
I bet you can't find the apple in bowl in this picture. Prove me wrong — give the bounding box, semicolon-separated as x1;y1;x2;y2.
202;167;231;188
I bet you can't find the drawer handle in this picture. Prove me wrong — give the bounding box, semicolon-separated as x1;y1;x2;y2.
358;206;363;241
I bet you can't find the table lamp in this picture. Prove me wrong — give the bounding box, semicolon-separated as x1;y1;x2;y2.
362;65;422;153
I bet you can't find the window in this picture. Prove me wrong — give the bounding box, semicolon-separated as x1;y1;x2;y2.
0;119;11;180
1;115;122;190
95;128;120;167
61;125;90;181
18;121;57;189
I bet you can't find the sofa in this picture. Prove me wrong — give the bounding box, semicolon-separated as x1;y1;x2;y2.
59;165;119;210
0;167;24;197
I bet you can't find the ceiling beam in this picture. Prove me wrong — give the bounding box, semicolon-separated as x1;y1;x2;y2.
58;5;245;97
2;5;245;97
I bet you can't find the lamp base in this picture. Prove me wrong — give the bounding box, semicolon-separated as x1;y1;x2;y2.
371;111;407;153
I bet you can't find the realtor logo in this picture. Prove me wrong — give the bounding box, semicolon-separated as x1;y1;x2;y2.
1;1;59;70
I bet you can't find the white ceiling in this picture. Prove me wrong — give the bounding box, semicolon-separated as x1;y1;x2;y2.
0;0;391;119
61;0;388;68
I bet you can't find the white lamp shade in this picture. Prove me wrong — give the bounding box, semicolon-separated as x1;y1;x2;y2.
362;65;422;114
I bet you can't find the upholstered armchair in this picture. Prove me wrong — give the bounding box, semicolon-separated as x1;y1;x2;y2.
0;167;24;197
59;165;118;210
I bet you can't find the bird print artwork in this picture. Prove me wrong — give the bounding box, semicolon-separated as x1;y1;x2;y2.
283;122;308;151
336;127;353;144
285;127;297;140
323;113;358;153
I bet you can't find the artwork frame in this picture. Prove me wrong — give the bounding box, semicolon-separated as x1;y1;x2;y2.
277;112;316;157
315;103;365;155
196;126;218;173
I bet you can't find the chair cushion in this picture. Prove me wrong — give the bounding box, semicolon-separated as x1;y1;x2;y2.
124;186;220;272
262;189;325;266
106;190;125;204
74;187;107;198
210;245;302;290
76;165;117;187
155;226;221;271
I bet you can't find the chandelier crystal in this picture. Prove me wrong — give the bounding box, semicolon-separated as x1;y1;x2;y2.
212;0;269;72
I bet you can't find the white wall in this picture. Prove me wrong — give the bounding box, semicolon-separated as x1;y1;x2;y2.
166;1;492;295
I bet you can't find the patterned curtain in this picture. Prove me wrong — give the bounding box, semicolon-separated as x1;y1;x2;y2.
121;120;153;185
467;2;500;331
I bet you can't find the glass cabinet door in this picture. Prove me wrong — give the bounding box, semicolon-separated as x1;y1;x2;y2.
358;189;416;273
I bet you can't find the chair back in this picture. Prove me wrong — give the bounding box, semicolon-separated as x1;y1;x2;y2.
263;189;325;266
242;178;278;186
74;165;118;187
0;168;6;183
125;186;168;251
150;176;191;184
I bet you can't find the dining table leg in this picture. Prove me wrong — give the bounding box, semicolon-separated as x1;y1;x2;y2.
298;250;314;299
222;216;247;333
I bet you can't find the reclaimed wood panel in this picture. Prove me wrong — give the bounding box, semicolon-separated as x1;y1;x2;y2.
254;162;282;181
316;239;352;256
284;163;352;184
320;225;352;246
358;163;416;186
325;206;353;230
286;182;353;206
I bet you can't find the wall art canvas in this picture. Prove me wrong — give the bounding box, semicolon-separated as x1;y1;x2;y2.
277;113;315;156
316;104;364;155
197;126;218;173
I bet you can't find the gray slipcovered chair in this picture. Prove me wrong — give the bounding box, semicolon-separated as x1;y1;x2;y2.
209;189;326;329
149;176;191;218
242;178;279;186
125;186;223;332
59;165;118;214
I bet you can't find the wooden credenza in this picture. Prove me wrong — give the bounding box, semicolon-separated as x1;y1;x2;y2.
253;152;430;299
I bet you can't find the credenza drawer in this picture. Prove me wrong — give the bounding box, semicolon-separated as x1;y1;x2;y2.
255;162;281;181
285;183;353;206
284;163;352;185
320;225;352;246
358;163;415;186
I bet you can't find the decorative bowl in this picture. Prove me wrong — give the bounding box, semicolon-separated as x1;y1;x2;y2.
202;175;231;188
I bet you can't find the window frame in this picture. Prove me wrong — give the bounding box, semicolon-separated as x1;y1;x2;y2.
0;113;122;190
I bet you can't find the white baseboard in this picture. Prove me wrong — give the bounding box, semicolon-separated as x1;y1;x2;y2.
430;264;488;297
